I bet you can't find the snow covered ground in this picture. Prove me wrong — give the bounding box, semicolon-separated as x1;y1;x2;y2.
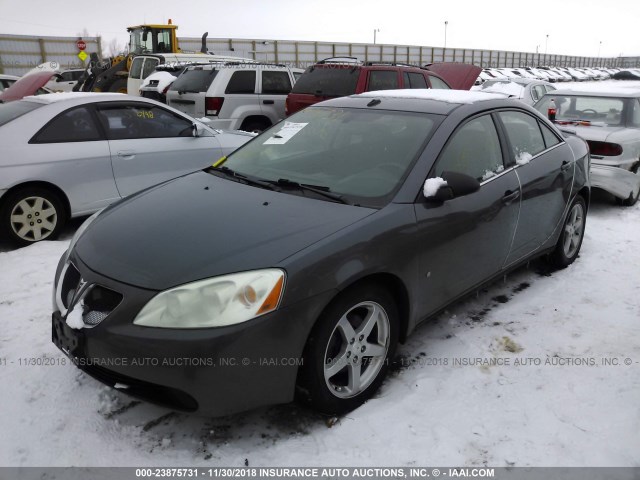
1;190;638;467
2;80;640;467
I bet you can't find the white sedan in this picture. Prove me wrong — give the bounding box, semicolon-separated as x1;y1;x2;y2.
535;88;640;206
0;93;253;246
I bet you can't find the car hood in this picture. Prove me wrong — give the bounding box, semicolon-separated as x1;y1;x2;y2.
75;171;375;291
558;124;627;142
0;71;55;102
425;63;482;90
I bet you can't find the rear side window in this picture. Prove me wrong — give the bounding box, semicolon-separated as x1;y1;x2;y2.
31;106;102;143
170;68;219;93
261;71;292;94
498;111;546;160
428;75;450;89
291;67;359;96
225;71;256;94
540;122;561;148
403;72;428;89
0;100;44;127
367;71;398;91
96;103;193;140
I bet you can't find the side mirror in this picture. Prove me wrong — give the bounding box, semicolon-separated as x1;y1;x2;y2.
192;123;206;137
424;171;480;203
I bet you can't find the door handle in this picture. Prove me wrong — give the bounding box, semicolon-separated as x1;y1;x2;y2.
561;160;572;171
117;151;136;159
502;189;520;204
262;100;275;105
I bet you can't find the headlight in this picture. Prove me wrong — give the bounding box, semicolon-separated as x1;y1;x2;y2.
67;209;103;256
133;269;285;328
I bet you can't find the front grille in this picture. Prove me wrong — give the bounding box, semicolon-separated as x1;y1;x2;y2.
57;262;123;328
81;285;123;328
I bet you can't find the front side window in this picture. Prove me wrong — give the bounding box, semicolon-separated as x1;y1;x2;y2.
130;57;144;80
261;71;292;94
32;106;102;143
222;107;438;207
498;111;546;162
225;71;256;94
367;70;399;91
96;103;193;140
434;115;504;182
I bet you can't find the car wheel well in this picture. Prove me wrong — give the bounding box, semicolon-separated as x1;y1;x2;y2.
1;181;71;219
334;273;410;343
577;186;590;211
240;116;271;132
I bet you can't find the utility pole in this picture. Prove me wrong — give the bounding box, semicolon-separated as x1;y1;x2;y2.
444;21;448;50
373;28;380;45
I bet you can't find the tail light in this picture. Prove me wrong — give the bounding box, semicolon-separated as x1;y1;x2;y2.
205;97;224;116
586;141;623;157
285;97;290;116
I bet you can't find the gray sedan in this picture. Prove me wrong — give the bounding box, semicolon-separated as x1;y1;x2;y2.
0;93;252;245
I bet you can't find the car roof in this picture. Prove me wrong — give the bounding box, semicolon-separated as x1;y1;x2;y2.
545;88;640;98
20;92;128;104
318;89;513;115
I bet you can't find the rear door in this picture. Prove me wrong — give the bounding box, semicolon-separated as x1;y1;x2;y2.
259;68;293;124
497;110;574;265
95;101;223;197
414;113;521;316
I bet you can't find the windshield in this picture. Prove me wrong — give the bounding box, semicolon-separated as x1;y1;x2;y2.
0;100;44;127
291;66;359;96
535;95;629;126
129;27;173;54
221;106;439;207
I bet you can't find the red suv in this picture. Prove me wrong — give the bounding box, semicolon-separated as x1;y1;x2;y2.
286;58;481;116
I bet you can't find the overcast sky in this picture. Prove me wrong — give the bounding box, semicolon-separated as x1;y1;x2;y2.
0;0;637;58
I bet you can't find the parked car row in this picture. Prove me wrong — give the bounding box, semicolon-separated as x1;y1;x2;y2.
477;66;624;85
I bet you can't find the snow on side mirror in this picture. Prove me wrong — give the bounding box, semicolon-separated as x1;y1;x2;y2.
423;177;453;202
424;171;480;202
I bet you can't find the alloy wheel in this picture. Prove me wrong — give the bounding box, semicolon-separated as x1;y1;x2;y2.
10;196;58;242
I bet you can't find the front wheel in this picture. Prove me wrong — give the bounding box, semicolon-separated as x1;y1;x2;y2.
550;195;586;269
296;284;399;415
0;187;66;246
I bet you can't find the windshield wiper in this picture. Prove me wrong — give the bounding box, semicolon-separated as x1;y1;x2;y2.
271;178;351;204
207;166;279;191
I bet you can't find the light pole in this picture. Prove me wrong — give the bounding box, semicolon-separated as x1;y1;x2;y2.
536;45;539;54
373;28;380;44
598;41;602;57
545;34;549;55
444;21;448;50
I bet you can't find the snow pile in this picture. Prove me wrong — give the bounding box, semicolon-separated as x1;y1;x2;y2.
65;306;84;330
140;72;176;93
423;177;448;197
516;152;533;165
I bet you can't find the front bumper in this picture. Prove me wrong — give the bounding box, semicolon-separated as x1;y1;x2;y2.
51;253;334;416
590;163;640;200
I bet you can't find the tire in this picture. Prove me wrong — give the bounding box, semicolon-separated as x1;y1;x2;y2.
296;283;399;415
240;119;270;134
0;187;66;247
550;195;586;269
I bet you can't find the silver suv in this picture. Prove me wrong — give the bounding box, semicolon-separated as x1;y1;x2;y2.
166;62;299;132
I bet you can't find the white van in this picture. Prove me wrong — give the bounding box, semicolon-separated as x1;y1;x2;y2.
128;53;255;95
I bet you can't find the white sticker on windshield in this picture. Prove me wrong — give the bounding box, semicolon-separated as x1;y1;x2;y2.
263;122;308;145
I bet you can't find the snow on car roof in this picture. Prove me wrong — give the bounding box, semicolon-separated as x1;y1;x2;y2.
357;89;507;104
22;92;126;104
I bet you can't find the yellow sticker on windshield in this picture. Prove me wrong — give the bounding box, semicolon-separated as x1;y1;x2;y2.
137;111;154;119
213;156;227;167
